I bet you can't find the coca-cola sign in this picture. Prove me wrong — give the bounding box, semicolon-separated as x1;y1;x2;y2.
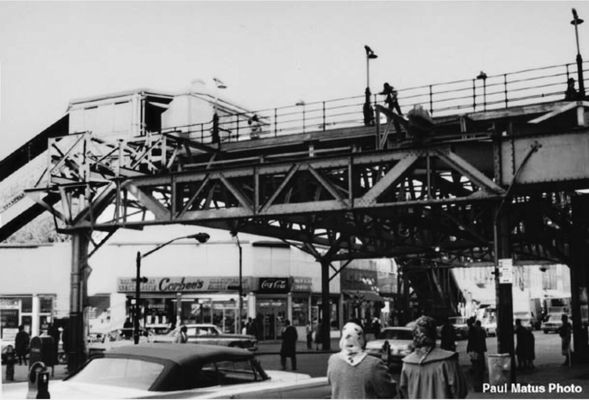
258;277;290;293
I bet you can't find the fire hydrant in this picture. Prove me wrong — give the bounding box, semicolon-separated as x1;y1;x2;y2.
4;344;16;381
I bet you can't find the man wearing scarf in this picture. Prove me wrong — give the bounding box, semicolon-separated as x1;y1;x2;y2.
399;316;468;399
327;320;396;399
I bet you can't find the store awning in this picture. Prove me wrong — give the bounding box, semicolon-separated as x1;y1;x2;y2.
343;290;385;302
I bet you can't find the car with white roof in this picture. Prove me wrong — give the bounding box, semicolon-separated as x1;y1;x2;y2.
152;323;257;351
3;343;329;399
365;326;413;366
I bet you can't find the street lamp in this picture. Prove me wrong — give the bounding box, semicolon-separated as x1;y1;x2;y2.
364;45;378;126
230;231;243;334
133;232;210;344
364;45;378;90
571;8;585;98
212;77;227;144
477;71;488;111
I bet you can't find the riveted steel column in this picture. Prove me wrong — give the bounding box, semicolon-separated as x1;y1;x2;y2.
68;230;90;373
321;259;331;351
493;129;516;382
570;195;589;363
494;213;515;382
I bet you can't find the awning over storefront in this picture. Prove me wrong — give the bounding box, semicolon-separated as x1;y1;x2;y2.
343;290;385;302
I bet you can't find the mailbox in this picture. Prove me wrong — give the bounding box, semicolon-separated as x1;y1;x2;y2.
29;336;56;367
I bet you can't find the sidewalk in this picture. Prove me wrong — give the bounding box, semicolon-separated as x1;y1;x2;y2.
0;339;340;385
4;340;589;399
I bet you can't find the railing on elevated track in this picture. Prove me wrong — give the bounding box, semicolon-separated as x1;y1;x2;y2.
11;61;589;192
158;61;587;144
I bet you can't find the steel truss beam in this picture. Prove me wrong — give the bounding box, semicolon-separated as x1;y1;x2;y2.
53;146;504;231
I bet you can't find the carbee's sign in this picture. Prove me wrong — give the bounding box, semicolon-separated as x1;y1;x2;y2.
258;277;290;293
117;276;247;293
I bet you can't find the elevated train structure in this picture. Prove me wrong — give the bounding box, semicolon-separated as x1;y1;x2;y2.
2;61;589;371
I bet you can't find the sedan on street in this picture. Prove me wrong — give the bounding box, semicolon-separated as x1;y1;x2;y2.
541;313;568;333
152;323;257;351
3;343;329;399
88;327;153;357
448;316;470;339
365;326;413;366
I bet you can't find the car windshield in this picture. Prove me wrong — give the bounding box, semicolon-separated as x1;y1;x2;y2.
69;357;164;391
380;329;413;340
450;317;467;325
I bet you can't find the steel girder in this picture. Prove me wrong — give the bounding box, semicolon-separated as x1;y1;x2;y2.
24;120;589;268
70;146;504;228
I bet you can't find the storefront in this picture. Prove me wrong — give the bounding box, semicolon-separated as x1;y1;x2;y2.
341;268;384;323
255;277;290;340
0;295;57;340
117;276;254;334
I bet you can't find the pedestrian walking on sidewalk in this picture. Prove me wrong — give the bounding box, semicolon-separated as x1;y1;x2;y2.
466;319;487;392
399;315;467;399
175;325;188;343
4;344;16;381
515;319;535;370
440;318;457;352
327;320;396;399
314;319;323;351
306;320;313;350
15;325;30;366
558;314;572;366
280;319;298;370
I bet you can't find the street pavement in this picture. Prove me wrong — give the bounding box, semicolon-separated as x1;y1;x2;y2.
2;333;589;398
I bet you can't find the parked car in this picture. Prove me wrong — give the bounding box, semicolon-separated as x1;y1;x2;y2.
87;332;106;343
513;312;534;329
448;316;470;339
482;318;497;337
152;323;257;351
541;313;570;333
3;343;330;399
365;327;413;365
88;327;153;356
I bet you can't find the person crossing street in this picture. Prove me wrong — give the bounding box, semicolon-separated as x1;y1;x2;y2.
280;319;298;371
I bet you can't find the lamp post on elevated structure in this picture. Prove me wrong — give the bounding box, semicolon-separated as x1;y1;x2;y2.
571;8;585;98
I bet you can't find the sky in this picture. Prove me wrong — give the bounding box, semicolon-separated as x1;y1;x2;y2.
0;1;587;158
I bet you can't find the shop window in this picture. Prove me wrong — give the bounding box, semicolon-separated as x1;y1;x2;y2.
40;297;53;313
21;297;32;313
292;298;309;327
21;316;32;334
1;309;19;330
314;296;340;330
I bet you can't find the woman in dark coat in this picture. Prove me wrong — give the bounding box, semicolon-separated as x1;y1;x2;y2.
15;325;30;365
515;319;528;369
280;319;298;370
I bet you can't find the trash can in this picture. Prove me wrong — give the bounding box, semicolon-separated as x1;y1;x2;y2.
487;353;511;385
29;336;56;367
